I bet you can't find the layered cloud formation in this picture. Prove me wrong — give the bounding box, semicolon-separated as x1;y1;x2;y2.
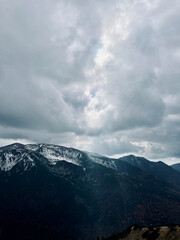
0;0;180;163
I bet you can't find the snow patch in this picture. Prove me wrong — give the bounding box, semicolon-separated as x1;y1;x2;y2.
87;154;117;170
0;153;20;171
39;147;81;166
0;152;35;172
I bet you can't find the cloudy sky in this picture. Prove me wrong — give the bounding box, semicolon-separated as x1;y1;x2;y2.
0;0;180;164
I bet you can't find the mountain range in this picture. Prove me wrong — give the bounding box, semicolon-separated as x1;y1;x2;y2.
0;143;180;240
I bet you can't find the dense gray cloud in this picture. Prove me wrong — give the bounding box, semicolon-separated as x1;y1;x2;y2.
0;0;180;164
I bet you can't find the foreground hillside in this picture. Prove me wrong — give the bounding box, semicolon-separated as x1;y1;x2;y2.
104;225;180;240
0;143;180;240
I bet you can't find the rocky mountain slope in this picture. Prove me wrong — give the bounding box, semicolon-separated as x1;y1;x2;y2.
0;143;180;240
104;224;180;240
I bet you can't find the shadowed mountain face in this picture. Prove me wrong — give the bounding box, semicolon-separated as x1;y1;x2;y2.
171;163;180;173
0;143;180;240
119;155;180;188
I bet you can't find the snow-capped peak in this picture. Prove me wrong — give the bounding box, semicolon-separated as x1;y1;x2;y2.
0;143;115;172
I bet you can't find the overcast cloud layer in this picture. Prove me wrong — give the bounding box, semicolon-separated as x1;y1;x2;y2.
0;0;180;164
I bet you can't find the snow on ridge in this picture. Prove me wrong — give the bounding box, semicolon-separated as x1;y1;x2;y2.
25;144;40;151
0;143;116;172
28;144;114;169
87;154;117;170
0;152;35;171
25;143;84;166
23;155;35;171
38;146;82;166
0;152;19;171
0;143;84;171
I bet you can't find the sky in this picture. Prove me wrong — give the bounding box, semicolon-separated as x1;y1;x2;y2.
0;0;180;164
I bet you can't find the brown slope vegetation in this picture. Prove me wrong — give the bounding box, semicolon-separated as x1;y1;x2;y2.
104;225;180;240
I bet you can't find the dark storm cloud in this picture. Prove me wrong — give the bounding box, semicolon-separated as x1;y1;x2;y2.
0;0;180;163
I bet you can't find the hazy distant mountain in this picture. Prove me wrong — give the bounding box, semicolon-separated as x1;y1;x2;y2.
171;163;180;173
119;155;180;188
0;143;180;240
